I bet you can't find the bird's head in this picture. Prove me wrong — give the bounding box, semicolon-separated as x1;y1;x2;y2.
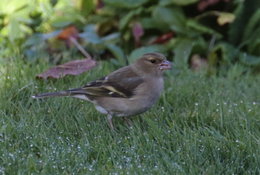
133;52;172;77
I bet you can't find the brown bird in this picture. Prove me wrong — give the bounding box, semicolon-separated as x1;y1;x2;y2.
32;52;171;129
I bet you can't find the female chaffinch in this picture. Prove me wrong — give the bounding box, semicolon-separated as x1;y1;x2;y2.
33;52;171;129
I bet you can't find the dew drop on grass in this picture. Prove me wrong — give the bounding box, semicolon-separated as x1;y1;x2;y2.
176;148;181;153
8;153;15;160
161;106;165;112
0;167;5;174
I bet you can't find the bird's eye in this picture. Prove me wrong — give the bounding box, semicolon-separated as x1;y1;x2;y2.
150;59;156;63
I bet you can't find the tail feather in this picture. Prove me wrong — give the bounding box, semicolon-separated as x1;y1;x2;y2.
32;91;70;99
32;87;90;98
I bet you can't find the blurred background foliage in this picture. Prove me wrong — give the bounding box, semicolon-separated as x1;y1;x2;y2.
0;0;259;74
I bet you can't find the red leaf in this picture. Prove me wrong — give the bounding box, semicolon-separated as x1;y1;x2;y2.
150;32;174;44
36;59;97;79
57;26;79;41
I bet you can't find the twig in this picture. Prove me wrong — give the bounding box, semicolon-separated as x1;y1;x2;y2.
69;37;93;59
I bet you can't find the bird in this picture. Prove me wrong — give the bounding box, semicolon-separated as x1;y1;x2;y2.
32;52;172;130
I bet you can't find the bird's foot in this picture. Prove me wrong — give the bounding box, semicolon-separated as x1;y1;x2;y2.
124;117;133;128
107;114;114;131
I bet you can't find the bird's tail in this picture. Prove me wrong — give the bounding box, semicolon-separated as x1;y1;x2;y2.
32;88;89;99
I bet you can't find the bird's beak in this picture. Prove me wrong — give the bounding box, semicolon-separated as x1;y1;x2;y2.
159;60;172;70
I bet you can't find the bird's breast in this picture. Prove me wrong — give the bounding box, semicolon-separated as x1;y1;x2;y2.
129;77;164;111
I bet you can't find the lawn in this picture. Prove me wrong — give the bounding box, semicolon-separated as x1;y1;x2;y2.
0;57;259;174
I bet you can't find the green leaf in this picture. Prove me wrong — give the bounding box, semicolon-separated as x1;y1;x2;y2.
79;0;95;16
186;20;222;38
8;17;22;41
172;38;193;68
210;42;238;63
248;38;260;56
140;18;158;29
243;9;260;43
228;0;260;45
152;6;186;33
24;31;60;47
50;9;83;28
50;19;73;28
79;25;102;44
160;0;199;6
128;45;165;63
119;8;143;30
101;33;120;42
50;0;58;7
104;0;148;8
239;52;260;66
106;44;125;60
106;44;126;66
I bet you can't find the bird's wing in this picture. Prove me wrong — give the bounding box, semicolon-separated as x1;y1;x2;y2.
79;66;144;98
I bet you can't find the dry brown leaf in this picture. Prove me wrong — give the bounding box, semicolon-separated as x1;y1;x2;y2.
37;59;97;79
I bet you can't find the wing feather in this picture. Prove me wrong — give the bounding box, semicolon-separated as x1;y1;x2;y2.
79;66;144;98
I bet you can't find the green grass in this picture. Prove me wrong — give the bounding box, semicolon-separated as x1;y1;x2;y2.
0;58;259;174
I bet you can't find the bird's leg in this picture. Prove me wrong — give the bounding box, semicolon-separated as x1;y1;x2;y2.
124;117;133;127
107;114;114;130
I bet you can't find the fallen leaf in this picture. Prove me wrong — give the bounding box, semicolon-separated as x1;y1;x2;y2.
37;59;97;79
